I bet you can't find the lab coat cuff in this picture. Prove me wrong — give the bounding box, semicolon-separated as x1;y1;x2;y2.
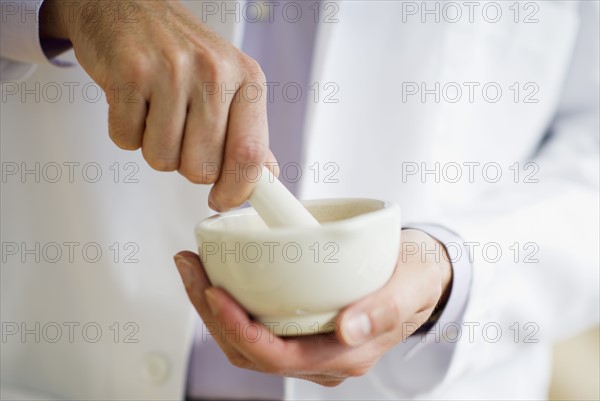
1;0;73;67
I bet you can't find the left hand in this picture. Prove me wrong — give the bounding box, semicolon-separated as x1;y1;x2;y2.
173;229;452;387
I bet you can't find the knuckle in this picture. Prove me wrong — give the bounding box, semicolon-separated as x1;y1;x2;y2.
150;159;180;172
227;354;250;369
165;51;192;82
227;139;266;167
370;297;402;335
114;140;141;151
347;364;371;378
109;129;141;151
202;62;220;83
319;379;345;387
124;57;152;81
179;167;217;184
199;50;233;82
260;359;284;375
241;56;265;82
210;192;242;211
143;151;180;172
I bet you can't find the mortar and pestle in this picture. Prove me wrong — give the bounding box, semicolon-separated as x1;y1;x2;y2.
195;166;401;336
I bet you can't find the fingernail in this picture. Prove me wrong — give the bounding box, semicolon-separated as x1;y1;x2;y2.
174;255;196;287
343;313;371;346
205;288;220;316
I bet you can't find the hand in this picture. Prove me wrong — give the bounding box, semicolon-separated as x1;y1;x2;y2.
173;229;453;387
40;0;277;210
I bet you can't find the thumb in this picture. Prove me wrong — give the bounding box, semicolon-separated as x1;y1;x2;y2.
336;289;403;347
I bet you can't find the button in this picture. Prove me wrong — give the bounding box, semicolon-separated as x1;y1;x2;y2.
142;353;170;385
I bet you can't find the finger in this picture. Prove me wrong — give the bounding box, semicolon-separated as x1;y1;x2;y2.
107;82;147;150
205;287;360;376
203;287;287;362
173;251;250;366
206;148;278;211
178;93;227;184
209;75;269;211
204;287;310;375
142;86;187;171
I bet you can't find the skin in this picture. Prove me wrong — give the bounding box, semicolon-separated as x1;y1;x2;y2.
40;0;453;386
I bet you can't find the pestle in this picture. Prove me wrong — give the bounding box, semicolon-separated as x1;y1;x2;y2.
248;166;320;228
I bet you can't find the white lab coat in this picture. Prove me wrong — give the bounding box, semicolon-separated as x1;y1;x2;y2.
1;1;598;400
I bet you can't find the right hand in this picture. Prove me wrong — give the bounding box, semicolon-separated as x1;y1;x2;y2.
40;0;277;210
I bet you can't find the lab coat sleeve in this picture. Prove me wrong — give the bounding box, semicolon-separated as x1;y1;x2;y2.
0;0;72;81
434;0;599;394
358;3;599;398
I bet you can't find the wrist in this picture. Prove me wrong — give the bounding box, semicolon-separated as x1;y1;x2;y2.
39;0;70;40
40;0;100;41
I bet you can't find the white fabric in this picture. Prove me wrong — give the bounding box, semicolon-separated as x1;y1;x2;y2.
1;1;598;400
0;0;46;63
